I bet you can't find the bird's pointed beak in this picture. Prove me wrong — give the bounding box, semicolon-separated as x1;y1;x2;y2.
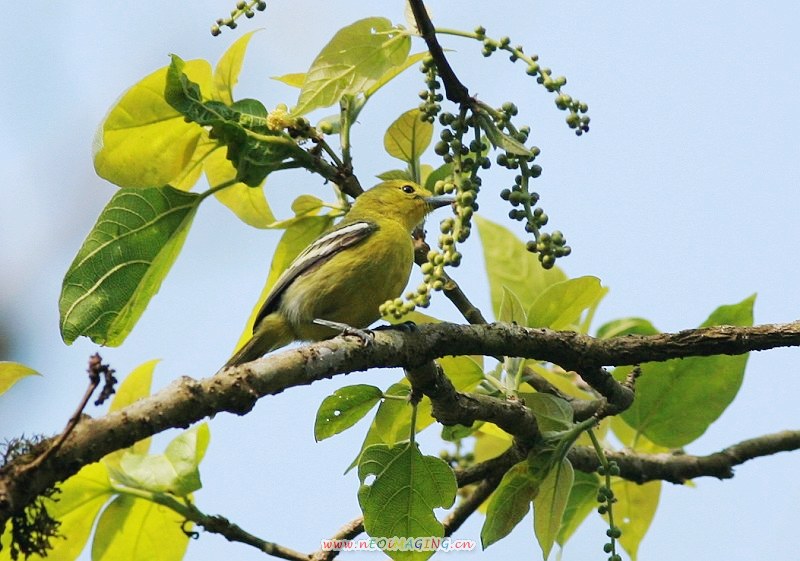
425;194;456;210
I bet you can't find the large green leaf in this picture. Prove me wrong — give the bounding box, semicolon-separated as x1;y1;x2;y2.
358;442;457;561
480;460;540;548
620;295;755;447
527;276;607;331
293;17;411;115
59;186;201;346
315;384;384;441
520;393;573;433
384;109;432;165
556;470;601;547
91;495;190;561
0;362;39;396
533;458;574;560
475;216;567;318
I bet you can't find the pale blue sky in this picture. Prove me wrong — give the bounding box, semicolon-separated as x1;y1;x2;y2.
1;2;799;560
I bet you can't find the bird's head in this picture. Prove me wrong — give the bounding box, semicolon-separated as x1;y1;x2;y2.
350;180;455;231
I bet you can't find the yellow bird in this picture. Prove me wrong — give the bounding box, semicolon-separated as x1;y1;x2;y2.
224;180;454;367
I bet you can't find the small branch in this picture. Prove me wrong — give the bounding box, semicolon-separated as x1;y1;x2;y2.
407;0;470;104
19;354;113;474
568;429;800;484
442;272;490;325
309;516;364;561
443;477;501;536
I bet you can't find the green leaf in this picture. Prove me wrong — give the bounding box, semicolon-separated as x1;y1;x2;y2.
91;495;190;561
556;470;601;547
59;186;201;346
384;109;433;164
607;479;661;561
315;384;384;441
423;162;453;192
481;460;539;548
93;60;213;189
364;51;429;99
213;30;257;105
166;56;295;187
620;295;755;447
272;72;306;88
475;112;532;156
533;458;574;560
520;393;573;432
232;215;334;352
0;362;39;396
596;317;659;338
291;194;323;216
110;424;209;496
358;442;457;561
29;463;112;561
498;286;527;325
293;18;411;115
107;360;158;459
527;276;608;331
349;356;483;471
475;215;567;319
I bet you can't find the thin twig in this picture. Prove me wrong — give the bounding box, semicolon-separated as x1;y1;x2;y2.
444;477;501;536
19;354;107;474
309;516;364;561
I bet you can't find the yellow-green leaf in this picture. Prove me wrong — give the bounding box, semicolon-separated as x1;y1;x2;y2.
533;458;574;560
213;30;257;105
0;362;39;396
556;470;601;547
498;286;527;325
106;360;159;459
475;215;567;318
384;108;432;164
481;460;539;548
91;495;190;561
272;72;306;88
293;18;410;115
59;186;201;346
204;143;277;228
607;479;661;561
527;276;608;331
93;60;213;188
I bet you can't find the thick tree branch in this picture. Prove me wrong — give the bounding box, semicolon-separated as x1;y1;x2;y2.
2;320;799;528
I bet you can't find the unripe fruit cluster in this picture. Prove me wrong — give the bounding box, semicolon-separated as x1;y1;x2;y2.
418;57;443;123
211;0;266;35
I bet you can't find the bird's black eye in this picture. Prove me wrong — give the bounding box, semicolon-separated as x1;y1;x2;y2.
401;184;415;194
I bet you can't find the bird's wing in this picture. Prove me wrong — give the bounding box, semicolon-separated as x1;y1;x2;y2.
252;220;378;329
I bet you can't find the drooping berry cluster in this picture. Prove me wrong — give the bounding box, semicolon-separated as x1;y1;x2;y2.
473;26;590;136
418;56;444;123
597;460;623;561
211;0;267;36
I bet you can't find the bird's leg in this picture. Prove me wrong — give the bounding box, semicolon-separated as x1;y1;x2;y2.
313;318;375;346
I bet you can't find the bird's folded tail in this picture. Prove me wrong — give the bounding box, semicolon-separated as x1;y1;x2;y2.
223;314;293;368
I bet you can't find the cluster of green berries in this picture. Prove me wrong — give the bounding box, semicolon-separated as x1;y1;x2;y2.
596;461;623;561
418;57;444;123
472;25;590;135
211;0;266;35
